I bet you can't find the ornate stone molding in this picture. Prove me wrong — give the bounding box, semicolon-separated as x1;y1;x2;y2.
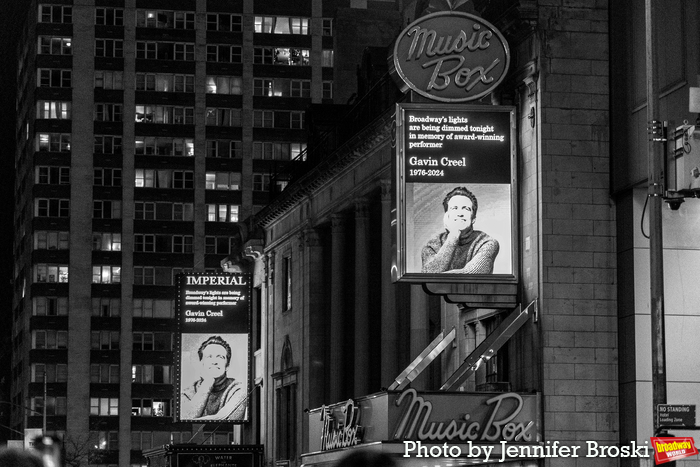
331;213;347;232
474;0;537;44
380;179;392;201
304;228;322;248
255;112;394;229
355;198;370;219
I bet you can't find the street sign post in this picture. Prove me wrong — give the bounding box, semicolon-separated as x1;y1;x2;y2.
657;404;696;427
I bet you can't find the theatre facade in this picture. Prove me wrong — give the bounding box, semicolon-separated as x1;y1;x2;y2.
241;2;617;466
239;1;700;466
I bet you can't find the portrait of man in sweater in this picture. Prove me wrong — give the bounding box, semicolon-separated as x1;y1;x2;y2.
181;335;247;421
421;186;500;274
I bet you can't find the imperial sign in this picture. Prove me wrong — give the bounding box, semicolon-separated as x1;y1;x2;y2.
389;11;510;102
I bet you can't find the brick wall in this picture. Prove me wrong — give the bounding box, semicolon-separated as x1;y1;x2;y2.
537;1;618;463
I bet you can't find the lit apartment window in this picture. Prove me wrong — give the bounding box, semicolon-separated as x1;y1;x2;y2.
254;16;273;33
206;140;240;158
132;365;172;384
34;231;69;250
207;13;242;32
37;133;71;152
206;204;239;222
94;135;121;154
33;296;68;315
290;142;306;159
38;69;71;88
206;76;242;94
134;169;194;189
90;364;120;383
38;36;72;55
136;10;194;29
135;137;194;156
206;45;242;63
95;39;123;58
253;47;310;66
289;17;309;35
136;73;194;92
132;399;171;417
135;105;194;124
92;232;121;251
254;16;309;35
322;50;334;67
91;297;120;317
205;172;241;190
36;166;70;184
90;431;118;450
278;48;309;65
93;200;122;219
35;264;69;283
95;7;123;26
95;103;123;122
94;168;122;186
92;265;121;284
39;5;72;23
37;101;71;119
90;397;119;415
94;70;123;89
35;198;70;217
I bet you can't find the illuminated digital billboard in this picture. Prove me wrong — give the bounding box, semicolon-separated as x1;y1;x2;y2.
393;103;517;284
175;273;251;423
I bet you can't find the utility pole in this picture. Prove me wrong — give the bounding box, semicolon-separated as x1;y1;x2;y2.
645;0;667;430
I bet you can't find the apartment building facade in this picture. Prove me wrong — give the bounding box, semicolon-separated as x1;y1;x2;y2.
11;1;401;466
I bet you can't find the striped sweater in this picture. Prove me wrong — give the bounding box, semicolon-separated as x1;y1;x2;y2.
421;228;500;274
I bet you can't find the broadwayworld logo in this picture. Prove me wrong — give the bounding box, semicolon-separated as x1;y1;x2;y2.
650;437;698;464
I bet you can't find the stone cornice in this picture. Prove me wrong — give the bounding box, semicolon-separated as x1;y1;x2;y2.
255;110;394;228
474;0;538;44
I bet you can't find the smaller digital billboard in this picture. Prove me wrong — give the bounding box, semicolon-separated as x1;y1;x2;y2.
175;273;251;423
394;103;517;284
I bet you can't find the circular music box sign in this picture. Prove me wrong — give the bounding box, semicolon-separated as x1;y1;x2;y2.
389;11;510;102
